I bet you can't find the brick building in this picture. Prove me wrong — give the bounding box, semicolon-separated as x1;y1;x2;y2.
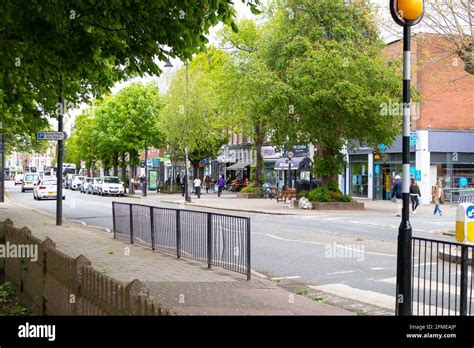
345;33;474;202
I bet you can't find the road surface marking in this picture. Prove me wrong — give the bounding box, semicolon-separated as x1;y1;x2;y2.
326;270;356;275
254;232;397;258
270;276;301;280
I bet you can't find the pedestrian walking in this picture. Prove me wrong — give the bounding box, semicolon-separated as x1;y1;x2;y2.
391;175;402;217
410;179;421;214
204;175;212;194
181;174;187;197
193;177;202;198
432;180;444;216
139;175;146;196
217;175;226;197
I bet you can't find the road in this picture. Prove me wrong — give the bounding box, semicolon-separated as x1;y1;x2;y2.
7;183;459;314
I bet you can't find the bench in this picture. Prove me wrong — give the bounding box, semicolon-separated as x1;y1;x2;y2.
276;188;297;203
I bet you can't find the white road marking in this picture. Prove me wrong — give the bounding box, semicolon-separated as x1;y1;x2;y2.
326;270;356;275
253;232;397;258
270;276;301;280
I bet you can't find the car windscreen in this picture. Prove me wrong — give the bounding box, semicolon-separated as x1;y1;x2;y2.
41;180;57;186
75;177;85;181
25;175;38;181
104;177;120;184
94;178;101;183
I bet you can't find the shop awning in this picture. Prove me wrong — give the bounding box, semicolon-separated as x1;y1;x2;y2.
274;157;311;171
227;162;252;170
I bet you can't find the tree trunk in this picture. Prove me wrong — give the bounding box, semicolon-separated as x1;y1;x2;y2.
318;146;340;187
191;159;200;180
253;124;264;186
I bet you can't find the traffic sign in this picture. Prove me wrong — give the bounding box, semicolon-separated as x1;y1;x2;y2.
287;151;294;159
36;131;67;141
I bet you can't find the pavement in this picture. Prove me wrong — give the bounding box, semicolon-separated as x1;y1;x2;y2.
131;188;460;220
4;181;462;315
0;186;351;315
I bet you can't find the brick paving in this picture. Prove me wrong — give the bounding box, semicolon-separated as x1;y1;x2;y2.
0;194;351;315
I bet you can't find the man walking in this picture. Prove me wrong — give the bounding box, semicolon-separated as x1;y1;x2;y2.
193;176;202;198
432;180;444;216
391;175;402;217
217;175;225;197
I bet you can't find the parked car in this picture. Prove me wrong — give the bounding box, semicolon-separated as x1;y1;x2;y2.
88;178;101;195
14;174;24;186
33;178;65;200
80;177;93;193
21;173;40;192
98;176;124;196
70;176;85;191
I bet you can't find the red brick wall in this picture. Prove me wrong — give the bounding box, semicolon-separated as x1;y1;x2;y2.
384;33;474;131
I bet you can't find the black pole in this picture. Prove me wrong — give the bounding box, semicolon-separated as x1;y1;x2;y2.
395;24;413;316
143;146;148;197
460;245;468;316
0;129;4;203
56;79;64;226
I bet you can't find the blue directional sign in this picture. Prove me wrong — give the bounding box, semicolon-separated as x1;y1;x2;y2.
467;206;474;219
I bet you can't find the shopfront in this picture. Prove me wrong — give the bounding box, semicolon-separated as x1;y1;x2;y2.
346;130;474;203
274;156;311;189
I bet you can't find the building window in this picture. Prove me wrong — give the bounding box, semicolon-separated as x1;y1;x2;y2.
350;161;368;197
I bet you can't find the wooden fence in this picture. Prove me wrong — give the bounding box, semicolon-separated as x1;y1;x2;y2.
0;219;169;315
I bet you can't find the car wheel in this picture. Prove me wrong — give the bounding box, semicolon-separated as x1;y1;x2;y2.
21;188;25;193
62;196;65;200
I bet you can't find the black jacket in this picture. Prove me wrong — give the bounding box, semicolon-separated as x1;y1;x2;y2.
410;185;421;196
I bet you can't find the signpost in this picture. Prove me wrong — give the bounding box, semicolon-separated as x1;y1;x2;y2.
287;151;294;189
390;0;425;316
36;131;67;141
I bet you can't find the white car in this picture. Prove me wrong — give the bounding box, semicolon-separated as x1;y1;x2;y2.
21;173;40;192
14;174;24;186
33;178;65;200
88;178;101;194
80;177;93;193
70;176;85;191
99;176;125;196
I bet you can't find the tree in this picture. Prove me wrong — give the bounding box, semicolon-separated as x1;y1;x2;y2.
0;0;261;146
69;83;163;183
261;0;402;184
424;0;473;75
219;19;290;185
160;48;232;178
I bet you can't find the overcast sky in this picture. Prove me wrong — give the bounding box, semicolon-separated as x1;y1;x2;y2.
63;0;413;132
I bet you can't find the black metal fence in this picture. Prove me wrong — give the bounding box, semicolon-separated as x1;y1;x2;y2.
411;236;473;315
112;202;251;279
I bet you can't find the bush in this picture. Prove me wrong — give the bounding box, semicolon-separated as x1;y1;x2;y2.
308;187;331;202
240;183;261;194
307;186;352;202
326;180;340;192
297;190;309;199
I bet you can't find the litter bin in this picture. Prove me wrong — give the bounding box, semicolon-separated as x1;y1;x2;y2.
455;203;474;244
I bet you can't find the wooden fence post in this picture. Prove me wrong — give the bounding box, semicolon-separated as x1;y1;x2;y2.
73;255;91;315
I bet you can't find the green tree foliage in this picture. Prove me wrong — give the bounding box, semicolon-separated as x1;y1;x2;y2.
68;83;163;176
160;48;233;178
0;0;260;146
261;0;401;183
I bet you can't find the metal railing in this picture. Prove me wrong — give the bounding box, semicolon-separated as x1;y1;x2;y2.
411;236;473;315
112;202;251;279
444;188;474;205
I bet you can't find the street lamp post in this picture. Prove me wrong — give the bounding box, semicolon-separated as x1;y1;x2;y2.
390;0;424;316
164;58;191;202
287;151;294;189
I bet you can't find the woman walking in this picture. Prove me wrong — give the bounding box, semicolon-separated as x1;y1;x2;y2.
432;180;444;216
204;175;212;194
409;179;421;214
217;175;226;197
